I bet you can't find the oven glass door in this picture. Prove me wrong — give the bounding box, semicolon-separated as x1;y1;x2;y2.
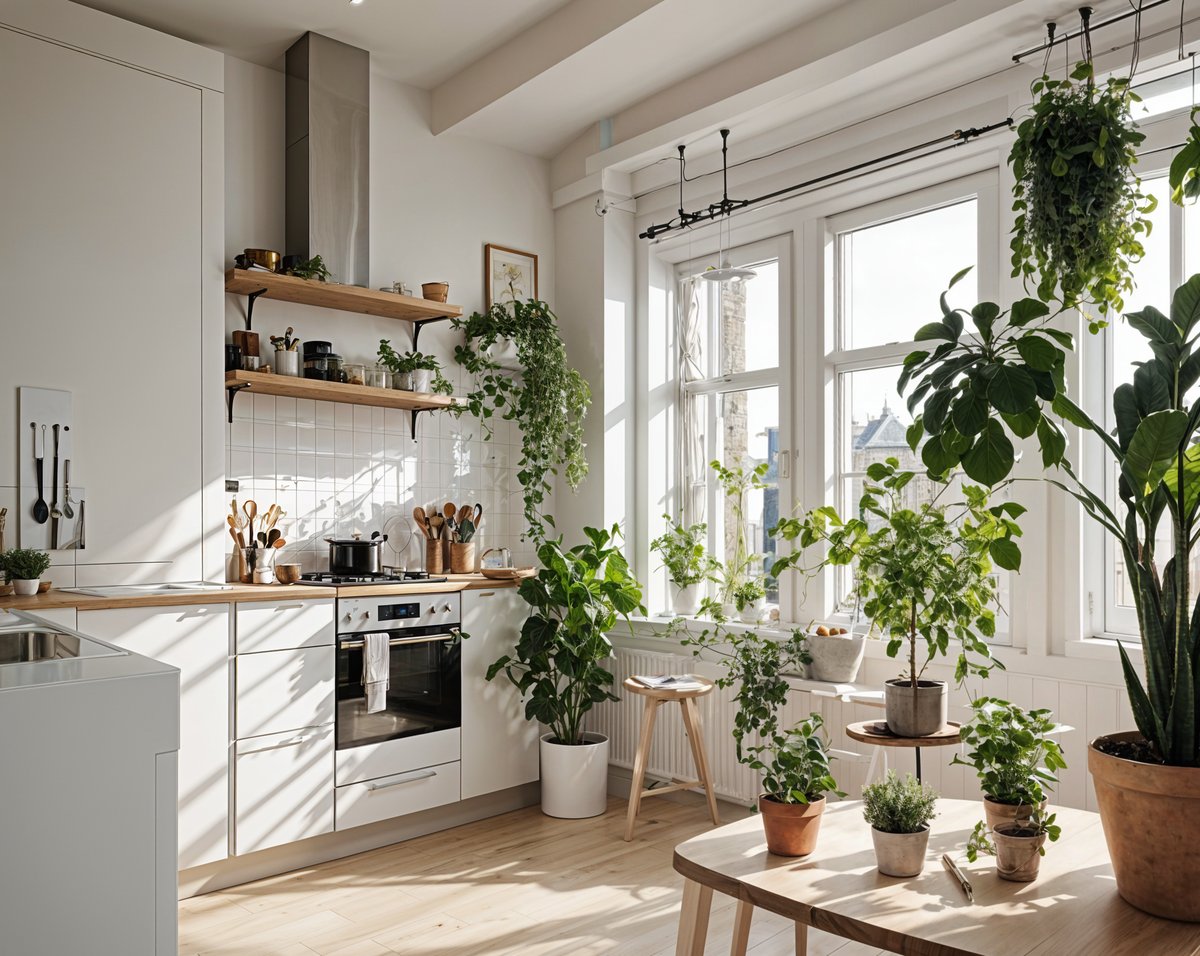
336;625;461;750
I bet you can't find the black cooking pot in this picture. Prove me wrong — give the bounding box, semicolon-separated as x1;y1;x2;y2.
325;532;387;575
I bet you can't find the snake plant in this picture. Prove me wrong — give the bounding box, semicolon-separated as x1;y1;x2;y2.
900;270;1200;766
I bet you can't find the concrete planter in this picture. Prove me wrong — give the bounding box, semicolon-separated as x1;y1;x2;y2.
806;632;865;682
871;825;930;877
883;679;947;737
539;732;609;819
759;794;825;857
1089;731;1200;920
672;583;702;616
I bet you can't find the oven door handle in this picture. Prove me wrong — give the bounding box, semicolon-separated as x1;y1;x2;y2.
366;768;438;791
340;629;459;649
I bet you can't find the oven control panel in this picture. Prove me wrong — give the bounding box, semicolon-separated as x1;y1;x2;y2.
339;593;462;633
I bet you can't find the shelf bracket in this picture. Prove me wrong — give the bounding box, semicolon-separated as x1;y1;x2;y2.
410;315;454;352
410;409;421;443
243;288;268;331
226;383;251;423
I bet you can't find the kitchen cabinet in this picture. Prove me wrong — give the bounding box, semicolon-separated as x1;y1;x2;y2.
235;645;335;738
335;762;461;831
235;598;334;654
461;588;540;800
235;725;335;854
78;604;231;869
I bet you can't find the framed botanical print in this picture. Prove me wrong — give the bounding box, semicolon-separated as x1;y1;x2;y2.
485;243;538;307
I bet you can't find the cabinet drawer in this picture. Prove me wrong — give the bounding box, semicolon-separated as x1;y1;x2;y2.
235;725;335;854
236;599;334;653
335;762;460;831
236;646;334;738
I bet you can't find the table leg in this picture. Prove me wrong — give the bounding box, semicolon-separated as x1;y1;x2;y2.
675;878;713;956
730;899;754;956
794;920;808;954
682;696;721;826
624;696;661;841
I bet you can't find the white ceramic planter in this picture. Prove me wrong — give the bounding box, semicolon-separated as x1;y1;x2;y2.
672;583;702;616
485;338;523;371
540;732;609;819
12;579;39;596
871;825;930;877
805;632;866;682
412;369;433;393
738;597;765;623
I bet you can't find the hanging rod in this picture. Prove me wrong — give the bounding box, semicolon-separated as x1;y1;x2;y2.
1012;1;1173;63
638;119;1013;241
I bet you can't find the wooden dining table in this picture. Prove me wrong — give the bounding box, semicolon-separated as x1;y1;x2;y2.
673;798;1200;955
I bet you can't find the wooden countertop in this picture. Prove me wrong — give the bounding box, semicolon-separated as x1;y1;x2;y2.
0;574;517;612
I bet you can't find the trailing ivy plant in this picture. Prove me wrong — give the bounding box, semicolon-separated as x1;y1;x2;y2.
452;296;590;540
1010;62;1154;322
1169;109;1200;205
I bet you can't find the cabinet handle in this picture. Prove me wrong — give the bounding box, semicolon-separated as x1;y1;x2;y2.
366;769;437;791
239;728;326;754
271;604;308;611
477;591;497;597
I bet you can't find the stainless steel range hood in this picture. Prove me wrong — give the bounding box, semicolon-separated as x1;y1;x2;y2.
285;32;369;288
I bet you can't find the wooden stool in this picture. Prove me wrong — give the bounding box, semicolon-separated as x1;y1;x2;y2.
623;675;720;842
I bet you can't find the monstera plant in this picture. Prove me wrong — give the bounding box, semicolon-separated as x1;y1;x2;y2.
899;268;1200;920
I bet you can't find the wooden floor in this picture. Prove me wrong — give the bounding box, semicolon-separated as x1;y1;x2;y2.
179;798;887;956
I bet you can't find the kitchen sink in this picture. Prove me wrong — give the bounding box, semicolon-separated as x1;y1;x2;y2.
0;627;124;665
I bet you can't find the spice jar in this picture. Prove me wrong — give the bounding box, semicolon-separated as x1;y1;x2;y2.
344;363;366;386
367;365;391;389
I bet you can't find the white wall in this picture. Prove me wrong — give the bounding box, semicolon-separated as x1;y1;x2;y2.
222;59;557;571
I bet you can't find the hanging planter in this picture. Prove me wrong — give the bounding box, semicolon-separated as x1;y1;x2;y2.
1010;61;1153;324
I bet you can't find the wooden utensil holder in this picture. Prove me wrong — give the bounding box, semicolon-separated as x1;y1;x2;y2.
426;538;444;574
449;542;475;574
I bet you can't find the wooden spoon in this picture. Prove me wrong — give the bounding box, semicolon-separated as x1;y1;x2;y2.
243;500;257;540
457;504;472;526
430;514;444;539
413;506;428;538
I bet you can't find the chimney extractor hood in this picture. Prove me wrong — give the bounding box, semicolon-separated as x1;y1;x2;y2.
285;32;369;288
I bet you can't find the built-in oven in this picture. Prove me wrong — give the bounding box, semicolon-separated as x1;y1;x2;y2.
335;594;462;752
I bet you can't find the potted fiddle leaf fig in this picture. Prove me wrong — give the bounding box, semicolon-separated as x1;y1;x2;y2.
862;771;938;877
1011;61;1153;321
900;270;1200;920
951;697;1067;832
650;513;716;615
773;458;1018;736
487;525;644;819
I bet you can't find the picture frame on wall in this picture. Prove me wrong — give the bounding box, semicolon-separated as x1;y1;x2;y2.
485;243;539;308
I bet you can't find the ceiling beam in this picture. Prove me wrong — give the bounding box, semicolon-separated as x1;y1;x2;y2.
431;0;667;137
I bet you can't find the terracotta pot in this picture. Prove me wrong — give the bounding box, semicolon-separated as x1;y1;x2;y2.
1089;731;1200;921
883;678;947;737
993;824;1045;882
871;825;929;877
759;794;825;857
983;796;1046;832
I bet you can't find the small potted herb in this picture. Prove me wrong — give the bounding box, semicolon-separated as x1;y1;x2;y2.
377;341;453;395
732;577;766;623
862;771;938;877
952;697;1066;832
286;254;332;282
966;805;1061;884
1;548;51;595
650;514;715;615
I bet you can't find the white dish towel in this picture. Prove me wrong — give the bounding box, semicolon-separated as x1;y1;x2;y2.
362;633;390;714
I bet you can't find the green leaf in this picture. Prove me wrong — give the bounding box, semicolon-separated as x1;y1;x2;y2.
1122;409;1189;498
1002;407;1040;439
989;538;1022;571
951;388;989;436
921;433;960;477
961;419;1015;485
1016;336;1060;371
1036;416;1067;467
987;364;1037;415
915;322;955;342
1009;298;1051;327
1170;272;1200;335
971;302;1001;341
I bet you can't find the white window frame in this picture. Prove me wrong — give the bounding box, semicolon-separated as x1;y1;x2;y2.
817;171;1009;640
675;235;792;610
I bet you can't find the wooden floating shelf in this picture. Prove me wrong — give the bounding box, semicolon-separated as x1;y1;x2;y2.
225;370;455;412
225;269;463;323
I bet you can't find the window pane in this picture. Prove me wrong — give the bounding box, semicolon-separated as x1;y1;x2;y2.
709;386;780;603
719;259;779;375
840;200;977;350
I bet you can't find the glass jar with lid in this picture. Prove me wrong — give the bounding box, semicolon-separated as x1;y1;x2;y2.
343;362;366;386
367;365;391;389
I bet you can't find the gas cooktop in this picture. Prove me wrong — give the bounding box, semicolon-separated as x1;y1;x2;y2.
300;570;448;587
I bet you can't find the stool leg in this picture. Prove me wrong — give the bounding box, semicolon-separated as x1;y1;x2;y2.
675;878;713;956
624;696;661;841
730;899;754;956
794;920;808;954
682;696;720;826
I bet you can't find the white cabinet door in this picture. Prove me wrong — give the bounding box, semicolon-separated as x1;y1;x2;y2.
78;605;231;869
236;599;334;654
236;645;335;739
235;725;335;854
461;588;540;800
335;762;460;832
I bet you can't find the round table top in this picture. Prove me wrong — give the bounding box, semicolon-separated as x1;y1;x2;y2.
623;675;715;700
845;719;961;747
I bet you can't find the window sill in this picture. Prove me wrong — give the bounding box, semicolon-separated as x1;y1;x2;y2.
1064;634;1143;662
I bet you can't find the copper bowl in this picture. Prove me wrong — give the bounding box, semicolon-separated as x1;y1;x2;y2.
244;248;281;272
422;281;449;303
37;580;52;593
275;563;303;585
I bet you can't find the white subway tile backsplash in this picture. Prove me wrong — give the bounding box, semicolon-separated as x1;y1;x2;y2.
352;405;371;431
335;403;353;430
252;394;275;422
275;396;297;425
315;401;335;427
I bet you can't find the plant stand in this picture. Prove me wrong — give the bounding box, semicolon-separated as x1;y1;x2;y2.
622;676;720;841
845;720;961;783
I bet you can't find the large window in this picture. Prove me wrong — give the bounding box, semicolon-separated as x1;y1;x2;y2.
827;178;1009;639
678;238;787;603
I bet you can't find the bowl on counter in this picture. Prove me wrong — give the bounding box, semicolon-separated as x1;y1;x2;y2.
275;564;302;585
